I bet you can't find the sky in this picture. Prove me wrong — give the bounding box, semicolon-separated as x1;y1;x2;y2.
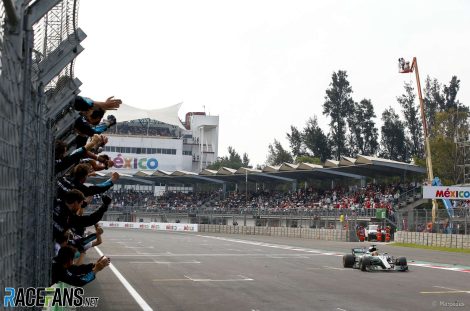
76;0;470;167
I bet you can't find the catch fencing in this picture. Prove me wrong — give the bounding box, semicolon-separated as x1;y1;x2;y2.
0;0;82;294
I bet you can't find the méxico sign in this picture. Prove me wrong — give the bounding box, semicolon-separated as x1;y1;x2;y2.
422;186;470;200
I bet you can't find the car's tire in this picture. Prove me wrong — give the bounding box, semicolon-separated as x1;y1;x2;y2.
396;257;408;271
361;257;371;271
396;257;407;266
343;254;355;268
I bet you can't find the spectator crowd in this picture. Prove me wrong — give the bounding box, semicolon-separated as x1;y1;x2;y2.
89;183;418;218
110;120;176;137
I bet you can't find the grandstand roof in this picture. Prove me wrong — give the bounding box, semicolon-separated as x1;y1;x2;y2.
90;155;426;186
331;155;426;177
110;102;186;129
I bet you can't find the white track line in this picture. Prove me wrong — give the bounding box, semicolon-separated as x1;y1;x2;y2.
129;261;201;264
183;275;254;282
95;247;153;311
125;246;154;249
105;253;322;257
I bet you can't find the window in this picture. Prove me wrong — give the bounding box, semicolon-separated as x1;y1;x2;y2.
104;146;179;155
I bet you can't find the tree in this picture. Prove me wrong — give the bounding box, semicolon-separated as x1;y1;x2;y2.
357;99;379;155
429;110;469;185
266;139;293;165
207;146;248;170
346;102;361;157
397;82;424;158
323;70;354;160
379;107;410;161
423;76;444;134
442;76;461;111
242;153;250;168
227;146;242;164
286;126;304;157
302;117;331;162
294;155;322;165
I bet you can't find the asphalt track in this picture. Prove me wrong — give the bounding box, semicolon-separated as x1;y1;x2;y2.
79;229;470;311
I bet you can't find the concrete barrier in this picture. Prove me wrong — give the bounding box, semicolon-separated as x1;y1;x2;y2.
394;231;470;249
198;224;349;241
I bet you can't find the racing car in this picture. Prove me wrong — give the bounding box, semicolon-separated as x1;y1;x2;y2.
342;245;408;272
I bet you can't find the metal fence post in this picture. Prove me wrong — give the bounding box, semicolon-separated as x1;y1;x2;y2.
465;206;468;235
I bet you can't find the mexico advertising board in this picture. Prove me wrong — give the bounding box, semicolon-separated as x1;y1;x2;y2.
422;186;470;200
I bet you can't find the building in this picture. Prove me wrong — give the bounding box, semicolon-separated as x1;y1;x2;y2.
102;103;219;175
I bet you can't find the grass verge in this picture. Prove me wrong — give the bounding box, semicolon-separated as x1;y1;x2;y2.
390;242;470;254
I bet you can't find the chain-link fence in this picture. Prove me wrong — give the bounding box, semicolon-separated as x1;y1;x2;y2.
395;208;470;234
1;0;80;294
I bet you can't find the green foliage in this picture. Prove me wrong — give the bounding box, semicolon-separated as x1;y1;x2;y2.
266;139;293;165
286;126;304;157
429;110;469;185
323;70;354;160
391;243;470;254
442;76;461;111
358;99;379;155
294;155;322;165
302;117;331;162
424;76;444;134
346;102;361;156
348;99;379;156
379;107;410;161
207;146;249;170
397;82;424;158
242;153;250;168
412;156;426;168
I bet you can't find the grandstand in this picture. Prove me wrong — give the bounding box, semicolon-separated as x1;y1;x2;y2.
84;154;437;233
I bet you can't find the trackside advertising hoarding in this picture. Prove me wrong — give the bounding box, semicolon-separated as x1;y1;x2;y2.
422;186;470;200
98;221;198;232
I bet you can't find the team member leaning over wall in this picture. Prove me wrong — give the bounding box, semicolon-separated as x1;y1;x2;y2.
56;163;119;200
53;190;111;241
52;246;110;286
55;134;106;174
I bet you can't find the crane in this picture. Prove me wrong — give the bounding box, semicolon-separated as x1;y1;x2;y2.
398;57;439;224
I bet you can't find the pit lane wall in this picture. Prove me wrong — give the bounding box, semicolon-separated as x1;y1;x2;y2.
99;221;350;241
198;224;350;241
394;231;470;249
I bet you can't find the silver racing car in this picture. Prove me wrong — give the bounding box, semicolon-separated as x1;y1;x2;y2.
342;245;408;272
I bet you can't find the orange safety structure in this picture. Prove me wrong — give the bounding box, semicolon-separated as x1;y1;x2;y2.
385;226;391;242
376;227;382;242
426;222;433;232
357;227;365;242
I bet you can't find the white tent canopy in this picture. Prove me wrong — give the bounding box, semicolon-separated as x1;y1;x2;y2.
110;102;186;130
